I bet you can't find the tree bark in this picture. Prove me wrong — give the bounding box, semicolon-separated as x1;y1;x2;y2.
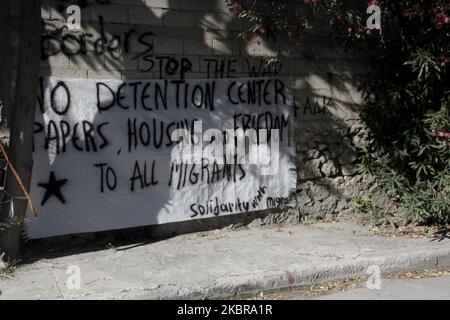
0;0;13;128
0;0;41;259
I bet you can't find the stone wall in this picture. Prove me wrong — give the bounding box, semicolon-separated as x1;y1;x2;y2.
6;0;375;236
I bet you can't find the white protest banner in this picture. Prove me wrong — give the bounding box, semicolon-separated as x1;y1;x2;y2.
24;77;296;238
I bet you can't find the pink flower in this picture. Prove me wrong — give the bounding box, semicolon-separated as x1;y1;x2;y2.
296;26;305;39
433;9;450;29
368;0;379;6
439;55;450;65
230;1;242;13
437;131;450;138
433;130;450;147
435;21;445;29
258;26;268;35
304;0;317;4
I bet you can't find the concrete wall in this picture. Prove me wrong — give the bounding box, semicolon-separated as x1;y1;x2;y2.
7;0;375;237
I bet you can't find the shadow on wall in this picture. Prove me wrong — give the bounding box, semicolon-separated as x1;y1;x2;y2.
21;0;374;258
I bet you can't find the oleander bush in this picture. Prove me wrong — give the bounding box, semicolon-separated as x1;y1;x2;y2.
229;0;450;225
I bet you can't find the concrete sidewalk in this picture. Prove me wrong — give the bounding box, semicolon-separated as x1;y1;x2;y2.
1;222;450;299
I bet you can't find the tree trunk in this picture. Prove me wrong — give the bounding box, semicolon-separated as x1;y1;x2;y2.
0;0;41;259
0;1;13;128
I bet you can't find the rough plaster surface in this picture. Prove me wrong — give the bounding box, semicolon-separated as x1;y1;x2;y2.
1;222;449;299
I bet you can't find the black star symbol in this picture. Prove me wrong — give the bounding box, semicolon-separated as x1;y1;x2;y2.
38;171;68;206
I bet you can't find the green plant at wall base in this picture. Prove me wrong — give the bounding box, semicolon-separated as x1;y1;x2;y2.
358;109;450;225
229;0;450;225
352;196;389;226
352;196;376;213
0;216;23;232
0;257;19;276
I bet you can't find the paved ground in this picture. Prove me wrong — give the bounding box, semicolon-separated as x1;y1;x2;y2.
0;221;450;299
316;275;450;300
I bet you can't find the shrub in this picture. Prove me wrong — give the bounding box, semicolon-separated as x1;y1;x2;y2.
229;0;450;225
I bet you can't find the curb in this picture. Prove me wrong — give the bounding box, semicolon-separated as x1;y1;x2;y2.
125;247;450;299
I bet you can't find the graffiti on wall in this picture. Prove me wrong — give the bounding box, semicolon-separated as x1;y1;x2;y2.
41;21;337;119
25;76;295;238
